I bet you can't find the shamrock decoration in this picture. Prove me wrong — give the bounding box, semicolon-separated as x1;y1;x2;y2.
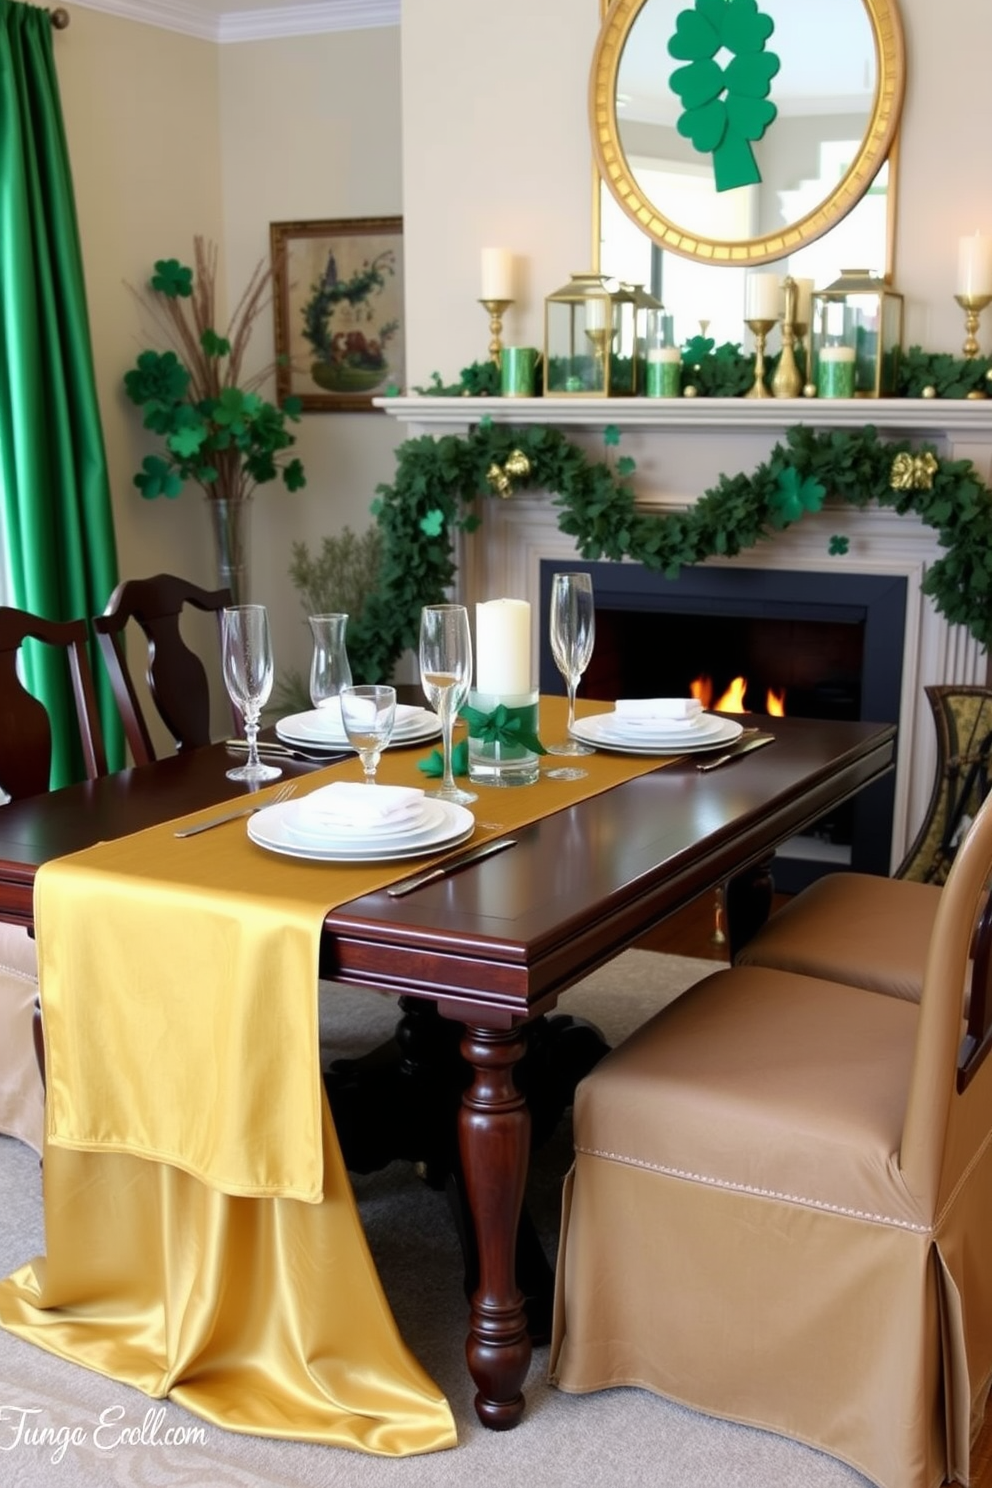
769;466;826;526
828;535;850;556
668;0;780;193
419;508;445;537
124;239;305;504
418;739;469;778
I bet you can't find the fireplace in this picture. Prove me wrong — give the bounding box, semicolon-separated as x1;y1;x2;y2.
539;561;906;891
382;395;992;871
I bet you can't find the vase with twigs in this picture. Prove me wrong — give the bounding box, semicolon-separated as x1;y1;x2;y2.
124;237;306;601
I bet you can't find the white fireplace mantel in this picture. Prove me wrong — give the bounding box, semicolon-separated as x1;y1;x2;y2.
379;394;992;439
380;397;992;869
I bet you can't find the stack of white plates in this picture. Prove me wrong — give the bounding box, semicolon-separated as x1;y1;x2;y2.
569;709;744;756
248;781;474;862
276;702;441;752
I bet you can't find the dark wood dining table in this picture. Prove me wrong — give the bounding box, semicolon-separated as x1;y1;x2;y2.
0;712;896;1430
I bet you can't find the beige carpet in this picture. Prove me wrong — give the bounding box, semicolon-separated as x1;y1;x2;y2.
0;951;872;1486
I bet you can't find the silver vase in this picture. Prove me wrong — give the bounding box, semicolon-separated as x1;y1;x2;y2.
207;496;251;604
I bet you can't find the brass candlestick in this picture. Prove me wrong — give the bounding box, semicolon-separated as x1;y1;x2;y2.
954;292;992;360
771;277;803;398
479;298;513;366
745;318;776;398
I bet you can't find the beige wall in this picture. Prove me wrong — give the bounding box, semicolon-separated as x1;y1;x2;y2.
48;0;992;696
55;9;223;602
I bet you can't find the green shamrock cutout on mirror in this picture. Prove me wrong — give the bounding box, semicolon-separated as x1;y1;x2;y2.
668;0;780;193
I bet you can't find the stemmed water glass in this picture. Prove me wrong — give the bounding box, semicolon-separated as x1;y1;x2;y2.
546;572;596;780
340;684;396;784
418;604;477;805
222;604;281;783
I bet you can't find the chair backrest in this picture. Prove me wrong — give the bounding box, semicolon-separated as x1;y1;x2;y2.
0;607;107;799
901;787;992;1210
93;574;232;765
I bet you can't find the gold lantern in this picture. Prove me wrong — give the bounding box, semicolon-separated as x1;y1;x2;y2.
544;272;641;396
809;270;904;398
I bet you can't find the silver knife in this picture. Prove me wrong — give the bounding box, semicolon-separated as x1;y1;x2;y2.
224;738;348;764
387;837;518;897
696;732;775;772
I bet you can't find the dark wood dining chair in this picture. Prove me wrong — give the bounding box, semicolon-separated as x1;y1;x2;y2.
0;604;108;1153
0;605;107;795
93;573;233;764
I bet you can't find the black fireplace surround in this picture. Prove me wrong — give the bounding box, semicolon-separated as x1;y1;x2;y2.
539;561;906;893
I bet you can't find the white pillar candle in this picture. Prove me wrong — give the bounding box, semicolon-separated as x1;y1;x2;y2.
957;233;992;297
745;272;780;322
792;277;814;326
481;247;513;301
475;598;531;695
584;296;607;332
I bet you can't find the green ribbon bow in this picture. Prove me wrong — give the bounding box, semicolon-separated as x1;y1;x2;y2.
460;703;547;756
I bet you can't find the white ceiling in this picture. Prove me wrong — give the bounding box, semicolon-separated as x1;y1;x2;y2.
64;0;400;44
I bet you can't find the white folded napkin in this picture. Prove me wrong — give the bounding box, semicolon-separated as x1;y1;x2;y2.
297;781;425;832
614;697;703;725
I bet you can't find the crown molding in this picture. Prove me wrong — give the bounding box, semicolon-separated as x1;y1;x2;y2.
64;1;400;44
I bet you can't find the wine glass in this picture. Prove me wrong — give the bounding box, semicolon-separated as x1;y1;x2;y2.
340;684;396;784
546;572;596;780
418;604;477;805
222;604;281;783
308;613;352;708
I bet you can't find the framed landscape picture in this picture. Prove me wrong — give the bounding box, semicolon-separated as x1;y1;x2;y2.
270;216;404;412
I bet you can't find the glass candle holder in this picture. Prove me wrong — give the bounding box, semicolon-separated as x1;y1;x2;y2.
466;689;541;787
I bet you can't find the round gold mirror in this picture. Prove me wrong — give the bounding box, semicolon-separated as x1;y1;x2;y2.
591;0;905;267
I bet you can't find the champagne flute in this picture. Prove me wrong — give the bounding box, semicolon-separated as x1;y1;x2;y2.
222;604;281;783
419;604;477;805
340;684;396;784
546;572;596;780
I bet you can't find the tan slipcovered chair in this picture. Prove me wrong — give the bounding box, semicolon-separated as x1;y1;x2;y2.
550;789;992;1488
736;685;992;1002
0;924;44;1152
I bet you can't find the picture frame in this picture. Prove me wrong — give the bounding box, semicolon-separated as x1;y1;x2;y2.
270;216;404;412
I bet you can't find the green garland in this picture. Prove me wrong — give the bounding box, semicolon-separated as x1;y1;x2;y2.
344;420;992;683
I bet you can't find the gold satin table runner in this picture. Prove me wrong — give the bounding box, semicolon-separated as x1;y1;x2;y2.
0;696;668;1453
40;696;667;1199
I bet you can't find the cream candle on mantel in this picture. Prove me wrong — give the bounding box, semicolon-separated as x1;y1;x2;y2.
476;598;531;695
957;232;992;297
481;247;513;302
746;272;780;322
792;277;814;327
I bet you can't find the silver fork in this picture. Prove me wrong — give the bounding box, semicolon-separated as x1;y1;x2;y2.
174;781;297;838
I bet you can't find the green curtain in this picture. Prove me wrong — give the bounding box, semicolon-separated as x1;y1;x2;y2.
0;1;122;782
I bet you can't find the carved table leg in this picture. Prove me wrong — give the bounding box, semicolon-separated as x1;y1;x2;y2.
724;855;775;963
459;1023;532;1430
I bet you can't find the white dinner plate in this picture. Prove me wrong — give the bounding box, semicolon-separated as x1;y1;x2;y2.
569;712;745;755
276;707;441;751
247;797;475;862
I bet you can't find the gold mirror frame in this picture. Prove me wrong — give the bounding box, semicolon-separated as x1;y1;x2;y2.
591;0;905;267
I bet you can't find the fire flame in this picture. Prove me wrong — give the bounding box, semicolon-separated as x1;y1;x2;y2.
691;676;787;716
